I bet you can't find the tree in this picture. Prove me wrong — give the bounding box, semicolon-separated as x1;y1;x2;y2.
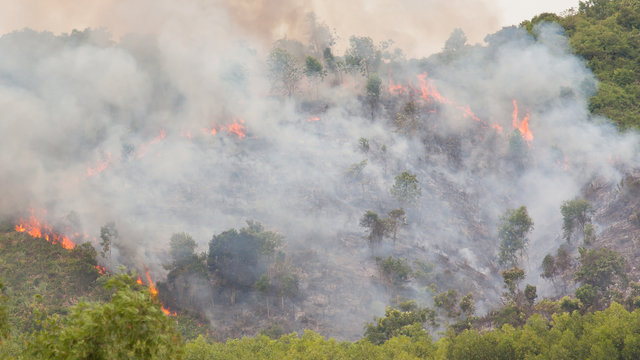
459;293;475;317
497;206;534;267
208;221;283;305
386;208;406;243
434;289;460;318
443;28;467;59
360;211;386;249
541;253;556;280
524;284;537;307
26;274;183;359
560;198;593;242
168;232;197;268
364;303;435;345
376;256;412;288
304;55;326;80
267;48;302;97
575;247;626;291
0;282;8;343
344;36;382;77
365;73;382;120
502;267;525;304
390;171;421;205
394;100;421;135
99;221;118;266
255;274;272;318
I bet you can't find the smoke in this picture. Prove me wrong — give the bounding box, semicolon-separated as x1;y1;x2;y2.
1;2;638;339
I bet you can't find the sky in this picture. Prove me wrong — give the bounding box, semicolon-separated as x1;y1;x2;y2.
0;0;581;57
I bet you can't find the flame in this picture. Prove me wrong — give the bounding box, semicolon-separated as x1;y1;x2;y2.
94;265;107;275
137;129;167;158
145;270;159;297
512;100;533;143
307;117;320;122
85;153;112;179
417;72;449;105
139;269;177;316
222;118;246;139
14;210;75;249
387;72;503;133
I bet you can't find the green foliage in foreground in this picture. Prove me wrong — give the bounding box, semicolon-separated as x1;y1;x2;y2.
522;0;640;130
180;302;640;359
25;274;183;360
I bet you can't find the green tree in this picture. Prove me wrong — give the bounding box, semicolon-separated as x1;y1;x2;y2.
376;256;412;288
497;206;534;267
304;55;326;80
560;198;593;242
267;48;302;97
344;36;382;77
541;253;556;280
168;232;197;268
434;289;460;318
394;100;421;135
502;267;525;305
575;247;626;291
459;293;475;317
364;304;435;345
365;73;382;120
385;208;406;244
390;171;422;205
360;211;386;249
26;274;183;359
255;274;272;318
524;284;537;307
0;282;8;343
99;221;118;266
207;221;283;305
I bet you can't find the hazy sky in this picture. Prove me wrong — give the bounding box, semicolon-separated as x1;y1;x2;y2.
0;0;581;57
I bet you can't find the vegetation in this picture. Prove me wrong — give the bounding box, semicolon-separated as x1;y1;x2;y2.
390;171;422;205
497;206;534;267
26;274;183;359
522;0;640;129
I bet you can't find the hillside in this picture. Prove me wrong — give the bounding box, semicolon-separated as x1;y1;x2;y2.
4;0;640;358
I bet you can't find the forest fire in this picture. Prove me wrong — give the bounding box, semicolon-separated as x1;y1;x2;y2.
512;100;533;143
388;73;503;133
307;116;320;122
140;269;177;316
14;210;75;249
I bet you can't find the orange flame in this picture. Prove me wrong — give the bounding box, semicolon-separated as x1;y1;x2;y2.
94;265;107;275
388;72;503;133
307;117;320;122
85;153;112;179
417;72;449;105
137;129;167;158
223;118;246;139
139;269;177;316
14;210;75;249
512;100;533;143
145;270;159;297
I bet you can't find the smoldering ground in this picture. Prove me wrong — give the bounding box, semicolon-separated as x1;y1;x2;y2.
0;3;638;338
